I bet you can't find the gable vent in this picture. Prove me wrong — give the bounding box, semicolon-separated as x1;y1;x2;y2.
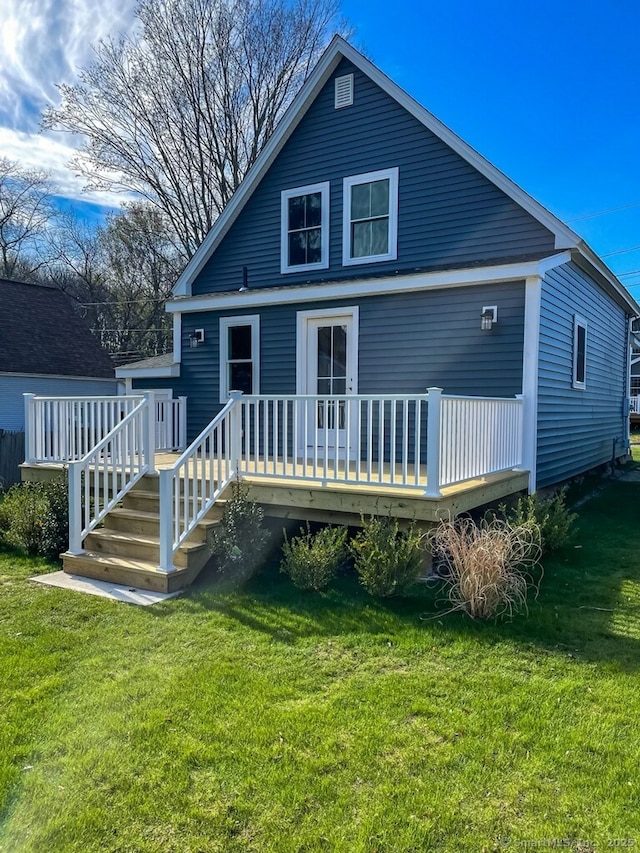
334;74;354;109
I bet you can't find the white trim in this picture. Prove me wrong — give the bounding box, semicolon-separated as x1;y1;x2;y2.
219;314;260;403
522;276;542;493
572;314;587;390
167;253;572;315
342;167;399;266
281;181;330;274
631;355;640;366
296;306;359;396
173;312;181;363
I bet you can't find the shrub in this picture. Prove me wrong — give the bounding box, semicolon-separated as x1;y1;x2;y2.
0;482;51;555
350;516;424;597
210;478;269;580
39;477;70;559
280;523;348;590
428;516;542;619
500;488;577;553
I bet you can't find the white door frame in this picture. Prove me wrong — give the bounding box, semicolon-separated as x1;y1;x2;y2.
296;306;359;458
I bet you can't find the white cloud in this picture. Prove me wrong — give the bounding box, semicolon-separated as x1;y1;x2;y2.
0;0;138;207
0;126;133;209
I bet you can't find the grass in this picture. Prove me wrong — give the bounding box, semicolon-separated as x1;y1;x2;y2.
1;466;640;851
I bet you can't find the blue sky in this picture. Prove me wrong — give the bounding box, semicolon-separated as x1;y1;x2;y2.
2;0;640;291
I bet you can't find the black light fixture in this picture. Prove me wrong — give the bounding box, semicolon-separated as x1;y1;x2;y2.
189;328;205;348
481;306;498;331
238;265;249;292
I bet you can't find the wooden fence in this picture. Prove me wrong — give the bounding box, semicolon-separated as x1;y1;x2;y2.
0;430;25;488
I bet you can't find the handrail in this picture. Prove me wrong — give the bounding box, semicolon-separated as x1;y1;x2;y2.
158;394;240;571
67;395;155;554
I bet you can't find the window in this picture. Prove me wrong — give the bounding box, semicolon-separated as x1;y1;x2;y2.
342;167;398;265
281;182;330;273
219;315;260;402
572;315;587;390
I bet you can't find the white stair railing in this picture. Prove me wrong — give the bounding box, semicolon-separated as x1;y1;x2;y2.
155;396;188;451
158;392;241;572
67;395;155;554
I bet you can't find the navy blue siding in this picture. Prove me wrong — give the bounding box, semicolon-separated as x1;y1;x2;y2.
192;59;555;296
141;282;525;440
537;262;629;488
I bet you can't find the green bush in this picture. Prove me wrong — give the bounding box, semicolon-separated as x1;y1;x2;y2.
280;523;348;590
350;516;424;598
500;488;577;554
0;476;68;558
210;478;269;580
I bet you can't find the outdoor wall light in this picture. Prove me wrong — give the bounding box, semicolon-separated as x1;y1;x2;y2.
481;306;498;331
189;329;205;348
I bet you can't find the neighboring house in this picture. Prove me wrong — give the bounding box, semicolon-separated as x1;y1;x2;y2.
121;36;637;492
0;279;117;431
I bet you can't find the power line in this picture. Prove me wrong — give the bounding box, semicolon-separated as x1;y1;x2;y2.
567;201;640;223
602;245;640;259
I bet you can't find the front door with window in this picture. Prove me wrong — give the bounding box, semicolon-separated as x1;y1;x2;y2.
298;309;358;459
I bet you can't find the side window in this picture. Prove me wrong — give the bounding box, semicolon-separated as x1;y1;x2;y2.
572;315;587;390
342;167;398;265
281;182;330;273
219;315;260;402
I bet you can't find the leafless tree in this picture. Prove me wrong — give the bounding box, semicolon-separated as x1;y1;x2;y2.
44;0;345;260
0;158;59;280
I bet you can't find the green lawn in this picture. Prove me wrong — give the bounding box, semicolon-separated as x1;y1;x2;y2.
1;469;640;852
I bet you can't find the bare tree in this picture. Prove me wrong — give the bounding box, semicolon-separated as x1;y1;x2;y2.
44;0;344;259
0;158;59;280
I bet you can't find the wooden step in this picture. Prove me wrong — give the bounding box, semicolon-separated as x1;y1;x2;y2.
62;551;208;594
103;507;223;539
83;529;208;568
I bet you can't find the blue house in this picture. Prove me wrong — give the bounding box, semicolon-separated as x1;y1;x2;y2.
23;37;638;590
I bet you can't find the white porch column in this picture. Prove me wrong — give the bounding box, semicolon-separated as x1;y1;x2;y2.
178;397;188;450
23;393;36;464
522;276;542;493
143;391;156;473
229;390;243;477
425;387;442;498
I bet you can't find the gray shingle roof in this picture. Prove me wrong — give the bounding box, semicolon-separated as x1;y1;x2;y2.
0;279;114;379
117;353;174;371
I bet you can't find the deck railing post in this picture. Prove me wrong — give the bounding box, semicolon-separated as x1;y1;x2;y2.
68;461;83;554
158;468;174;572
178;396;188;450
143;391;156;472
425;387;443;498
23;393;36;464
514;394;525;470
229;390;243;476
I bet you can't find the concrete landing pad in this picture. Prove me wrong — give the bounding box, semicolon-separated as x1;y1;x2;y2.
30;572;182;606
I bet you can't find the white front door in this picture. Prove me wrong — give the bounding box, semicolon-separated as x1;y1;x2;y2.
298;308;358;459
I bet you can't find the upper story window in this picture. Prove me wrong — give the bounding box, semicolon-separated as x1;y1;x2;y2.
281;182;330;274
342;167;398;266
572;314;587;390
219;315;260;402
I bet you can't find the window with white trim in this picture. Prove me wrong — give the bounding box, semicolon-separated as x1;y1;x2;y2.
219;315;260;402
572;315;587;390
281;182;330;273
342;167;398;265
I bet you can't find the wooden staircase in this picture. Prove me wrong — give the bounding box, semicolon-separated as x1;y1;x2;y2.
62;474;225;593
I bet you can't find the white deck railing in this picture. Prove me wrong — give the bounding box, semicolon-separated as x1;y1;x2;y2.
630;396;640;415
24;393;187;462
158;394;240;571
67;396;155;554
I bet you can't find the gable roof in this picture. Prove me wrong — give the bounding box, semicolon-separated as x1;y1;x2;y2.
0;279;115;379
172;36;638;316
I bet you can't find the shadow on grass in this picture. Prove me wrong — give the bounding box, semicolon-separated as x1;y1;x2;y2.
162;478;640;671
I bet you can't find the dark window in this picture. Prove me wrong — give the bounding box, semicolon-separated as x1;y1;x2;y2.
287;192;322;266
227;324;254;394
573;317;587;389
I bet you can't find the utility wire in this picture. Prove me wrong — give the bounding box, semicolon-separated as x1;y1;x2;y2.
567;201;640;222
602;245;640;258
